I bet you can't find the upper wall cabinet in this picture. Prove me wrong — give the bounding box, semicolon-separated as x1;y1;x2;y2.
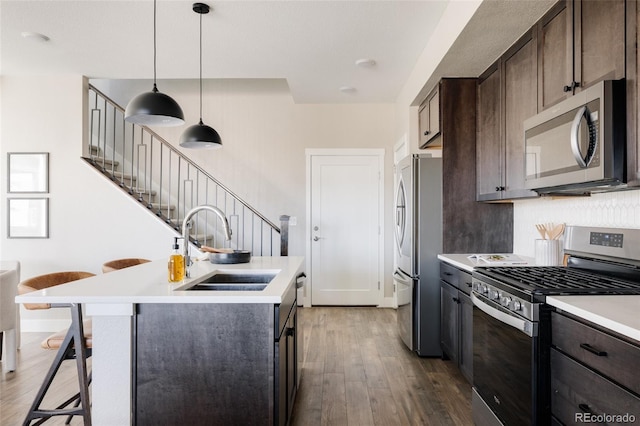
538;0;626;111
477;30;539;201
419;85;441;148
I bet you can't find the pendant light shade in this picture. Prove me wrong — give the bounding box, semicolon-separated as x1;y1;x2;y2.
125;85;184;126
179;2;222;149
125;0;184;127
180;120;222;149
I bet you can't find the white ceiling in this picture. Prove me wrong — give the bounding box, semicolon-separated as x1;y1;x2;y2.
0;0;555;104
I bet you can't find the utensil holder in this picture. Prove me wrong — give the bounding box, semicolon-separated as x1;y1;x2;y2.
535;239;562;266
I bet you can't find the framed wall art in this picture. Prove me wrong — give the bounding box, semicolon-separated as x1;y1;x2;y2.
7;152;49;193
7;198;49;238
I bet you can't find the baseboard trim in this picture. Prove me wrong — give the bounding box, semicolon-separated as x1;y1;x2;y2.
378;296;396;308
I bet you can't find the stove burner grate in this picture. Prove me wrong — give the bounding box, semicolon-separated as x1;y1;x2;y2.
478;266;640;295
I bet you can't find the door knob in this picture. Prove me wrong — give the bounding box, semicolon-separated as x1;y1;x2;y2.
313;236;320;241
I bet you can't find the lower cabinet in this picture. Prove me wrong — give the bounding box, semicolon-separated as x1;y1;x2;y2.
550;311;640;425
275;304;297;426
134;284;298;425
439;262;473;384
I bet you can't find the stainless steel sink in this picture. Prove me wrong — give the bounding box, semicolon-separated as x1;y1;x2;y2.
188;283;268;291
200;273;276;284
182;271;277;291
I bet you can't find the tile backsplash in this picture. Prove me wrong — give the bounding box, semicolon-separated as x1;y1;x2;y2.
513;189;640;257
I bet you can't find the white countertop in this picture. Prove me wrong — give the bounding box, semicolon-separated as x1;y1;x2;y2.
437;253;535;272
15;256;305;305
547;295;640;342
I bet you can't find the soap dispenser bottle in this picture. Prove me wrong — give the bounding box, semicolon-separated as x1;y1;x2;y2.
168;237;185;282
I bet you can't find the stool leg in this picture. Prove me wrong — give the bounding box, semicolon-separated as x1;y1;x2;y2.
23;325;75;426
22;304;92;426
69;303;91;426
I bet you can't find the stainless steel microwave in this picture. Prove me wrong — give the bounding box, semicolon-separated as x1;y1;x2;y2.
523;80;626;195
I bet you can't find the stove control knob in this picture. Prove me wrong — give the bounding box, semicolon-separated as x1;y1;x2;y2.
489;289;499;300
501;296;512;307
479;284;488;294
513;300;522;311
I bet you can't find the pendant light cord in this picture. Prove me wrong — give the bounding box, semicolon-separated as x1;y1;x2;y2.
152;0;158;93
199;10;203;124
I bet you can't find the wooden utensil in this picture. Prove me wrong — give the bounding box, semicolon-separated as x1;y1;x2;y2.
535;224;547;239
548;223;565;240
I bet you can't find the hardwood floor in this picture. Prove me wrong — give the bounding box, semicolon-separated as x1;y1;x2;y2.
1;307;472;425
291;307;472;426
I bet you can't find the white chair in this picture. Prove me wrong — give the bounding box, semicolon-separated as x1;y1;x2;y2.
0;260;20;372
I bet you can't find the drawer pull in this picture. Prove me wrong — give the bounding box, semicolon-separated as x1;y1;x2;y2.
578;403;595;414
580;343;608;357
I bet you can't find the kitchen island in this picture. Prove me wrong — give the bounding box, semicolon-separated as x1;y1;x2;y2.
15;256;305;426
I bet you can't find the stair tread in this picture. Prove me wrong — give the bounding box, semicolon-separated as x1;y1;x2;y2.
91;156;119;167
149;203;176;211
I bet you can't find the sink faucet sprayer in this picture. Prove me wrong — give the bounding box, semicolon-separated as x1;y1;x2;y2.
182;205;232;277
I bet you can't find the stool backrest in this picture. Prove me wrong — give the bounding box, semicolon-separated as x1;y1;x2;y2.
18;271;95;310
102;258;150;273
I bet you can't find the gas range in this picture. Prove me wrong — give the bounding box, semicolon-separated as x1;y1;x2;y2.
471;225;640;426
472;264;640;322
472;226;640;320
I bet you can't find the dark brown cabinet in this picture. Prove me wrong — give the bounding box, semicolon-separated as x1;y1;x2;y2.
477;0;632;201
477;30;538;201
550;311;640;425
537;0;626;111
476;63;503;201
418;85;441;148
439;78;513;253
134;281;299;426
439;262;472;384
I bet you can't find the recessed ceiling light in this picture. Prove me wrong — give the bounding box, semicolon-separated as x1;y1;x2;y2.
339;86;356;94
355;58;376;68
21;32;50;42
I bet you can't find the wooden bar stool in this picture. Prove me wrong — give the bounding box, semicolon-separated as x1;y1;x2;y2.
101;258;150;273
18;271;95;426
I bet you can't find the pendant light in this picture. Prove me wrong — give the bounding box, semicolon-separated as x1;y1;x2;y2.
179;2;222;149
125;0;184;127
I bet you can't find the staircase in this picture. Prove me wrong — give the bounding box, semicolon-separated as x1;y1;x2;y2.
84;84;289;256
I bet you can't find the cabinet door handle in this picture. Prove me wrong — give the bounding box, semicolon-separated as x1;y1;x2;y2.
424;130;430;136
580;343;607;357
578;403;595;414
452;297;460;303
494;186;505;192
286;327;295;337
564;81;581;92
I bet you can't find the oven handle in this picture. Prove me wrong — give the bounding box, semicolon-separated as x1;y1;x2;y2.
471;293;535;337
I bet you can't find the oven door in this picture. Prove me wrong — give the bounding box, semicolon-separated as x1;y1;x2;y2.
472;293;540;426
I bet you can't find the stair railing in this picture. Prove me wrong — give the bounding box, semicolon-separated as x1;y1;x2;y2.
85;84;287;256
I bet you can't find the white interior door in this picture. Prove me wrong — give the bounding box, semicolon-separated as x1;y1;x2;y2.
308;151;382;306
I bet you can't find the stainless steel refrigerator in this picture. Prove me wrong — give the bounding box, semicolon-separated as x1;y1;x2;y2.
394;154;442;357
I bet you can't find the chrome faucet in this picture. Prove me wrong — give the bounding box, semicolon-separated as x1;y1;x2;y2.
182;205;232;276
